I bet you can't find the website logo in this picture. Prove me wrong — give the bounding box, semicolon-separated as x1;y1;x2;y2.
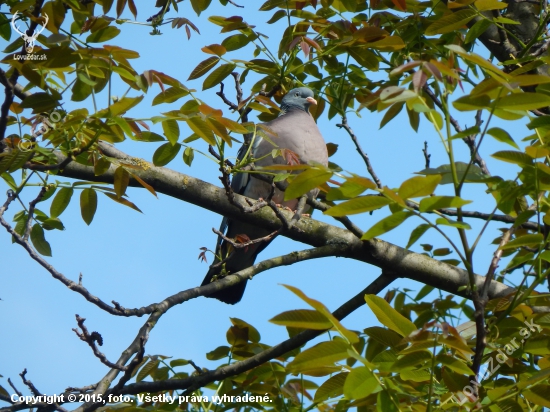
11;11;49;54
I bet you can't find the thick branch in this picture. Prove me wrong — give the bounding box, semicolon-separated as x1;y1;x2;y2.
50;147;514;301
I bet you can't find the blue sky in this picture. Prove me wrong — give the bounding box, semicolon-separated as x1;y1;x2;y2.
0;0;531;400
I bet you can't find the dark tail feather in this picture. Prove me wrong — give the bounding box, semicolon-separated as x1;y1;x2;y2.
201;266;248;305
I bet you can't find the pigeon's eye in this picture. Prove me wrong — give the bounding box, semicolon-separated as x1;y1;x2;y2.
295;92;300;97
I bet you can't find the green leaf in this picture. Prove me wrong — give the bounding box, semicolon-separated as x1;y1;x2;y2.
343;367;380;399
393;351;432;369
324;196;390;216
187;56;220;80
86;26;121;43
475;0;507;10
202;63;236;90
287;340;350;373
398;175;441;199
419;196;472;212
364;295;416;337
162;119;180;145
0;13;11;41
80;188;98;225
50;187;74;218
152;87;189;105
497;93;550;110
183;147;194;166
435;217;472;229
270;309;332;329
500;233;544;250
406;224;431;249
190;0;212;15
425;10;477;35
380;103;403;129
114;166;130;198
283;284;359;343
491;150;533;166
95;96;144;118
314;372;347;403
465;19;493;43
42;218;64;231
186;117;216;145
19;93;59;113
284;168;333;201
415;285;434;300
523;336;550;355
361;211;413;241
222;34;250;51
453;94;491;111
30;224;52;256
104;192;142;213
137;131;165;142
153;142;181;166
486;127;519;149
325;177;375;201
377;391;398;412
206;346;230;360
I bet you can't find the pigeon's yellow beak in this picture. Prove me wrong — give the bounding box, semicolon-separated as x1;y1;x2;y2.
306;96;318;105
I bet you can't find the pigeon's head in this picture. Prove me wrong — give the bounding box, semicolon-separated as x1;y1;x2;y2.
280;87;317;114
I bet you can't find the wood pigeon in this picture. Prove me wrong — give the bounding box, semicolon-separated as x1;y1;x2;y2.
201;87;328;304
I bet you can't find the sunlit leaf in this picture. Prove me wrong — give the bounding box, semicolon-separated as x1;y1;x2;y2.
361;211;413;241
364;295;416;337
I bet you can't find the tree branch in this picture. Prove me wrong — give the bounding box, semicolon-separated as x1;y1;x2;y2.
100;272;397;398
49;148;515;301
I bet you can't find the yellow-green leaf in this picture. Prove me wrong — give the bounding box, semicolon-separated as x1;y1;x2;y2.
425;10;477;36
50;187;73;218
343;367;380;399
419;196;472;212
314;372;347;403
188;56;220;80
284;168;333;201
361;211;413;241
162;119;180;145
80;188;98;225
491;150;533;166
186;117;216;145
364;295;416;337
324;196;390;216
500;233;544;250
487;127;519;149
398;175;441;199
270;309;332;329
114;166;130;198
282;285;359;343
153;142;181;166
497;93;550;111
31;224;52;256
287;340;350;373
203;63;236;90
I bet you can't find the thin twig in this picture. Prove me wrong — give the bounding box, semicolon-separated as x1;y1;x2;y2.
336;116;382;189
23;187;47;241
212;227;279;249
188;360;204;374
73;315;127;371
8;378;23;397
423;87;490;176
422;141;431;169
